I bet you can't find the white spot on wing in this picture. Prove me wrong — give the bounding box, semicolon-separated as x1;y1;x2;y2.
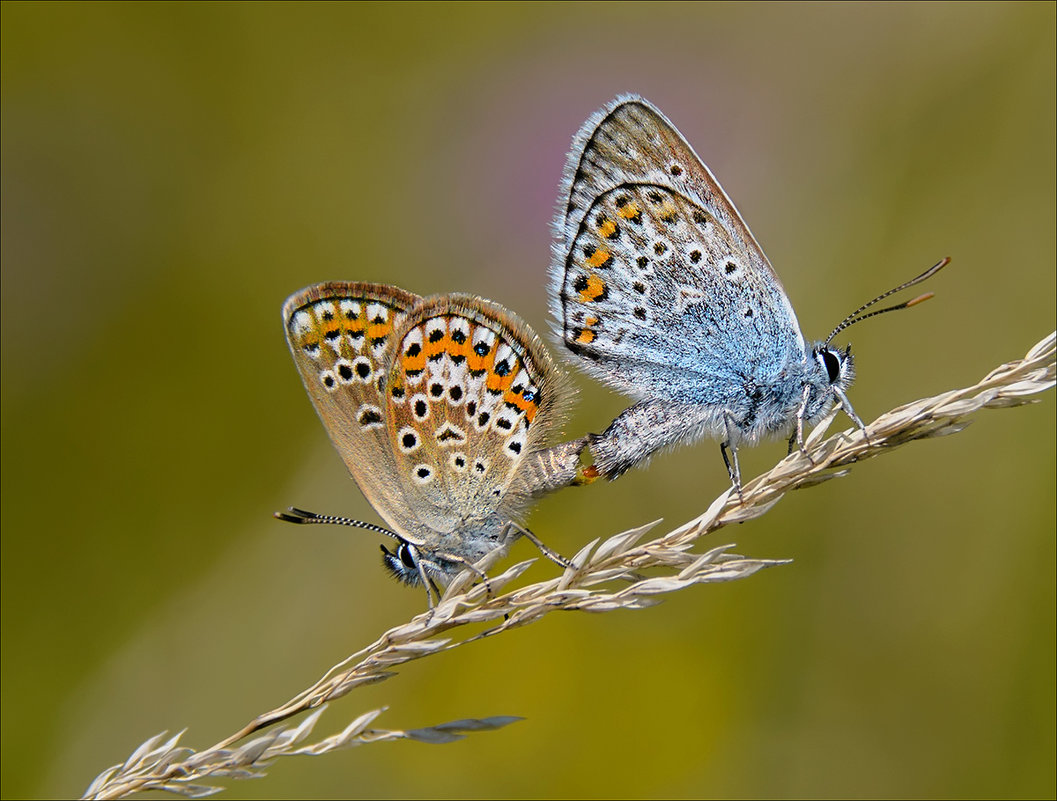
351;356;373;383
473;327;496;350
357;404;383;430
493;405;522;435
291;310;313;336
366;303;387;323
334;359;355;384
409;393;430;420
397;426;421;454
425;318;447;338
434;422;468;447
505;430;526;459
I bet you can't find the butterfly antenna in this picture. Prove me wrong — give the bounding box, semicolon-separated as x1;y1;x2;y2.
825;257;950;345
274;507;400;540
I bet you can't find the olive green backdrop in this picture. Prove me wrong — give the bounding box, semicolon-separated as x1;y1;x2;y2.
2;2;1054;798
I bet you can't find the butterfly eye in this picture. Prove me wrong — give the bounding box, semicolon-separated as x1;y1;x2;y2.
380;542;422;586
817;348;842;384
398;542;416;568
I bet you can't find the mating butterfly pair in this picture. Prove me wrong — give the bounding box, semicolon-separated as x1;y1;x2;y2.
279;96;945;605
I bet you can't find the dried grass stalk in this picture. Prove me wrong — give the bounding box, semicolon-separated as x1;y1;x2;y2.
83;331;1055;800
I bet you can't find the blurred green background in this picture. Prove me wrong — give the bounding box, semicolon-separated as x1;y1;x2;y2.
2;2;1054;798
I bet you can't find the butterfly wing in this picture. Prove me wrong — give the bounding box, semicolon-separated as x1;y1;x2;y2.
550;95;806;404
382;295;568;559
283;282;420;532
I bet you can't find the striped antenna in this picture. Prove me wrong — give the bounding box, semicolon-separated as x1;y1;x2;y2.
825;257;950;345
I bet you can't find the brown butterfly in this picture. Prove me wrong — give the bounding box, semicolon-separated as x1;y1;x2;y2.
277;283;585;606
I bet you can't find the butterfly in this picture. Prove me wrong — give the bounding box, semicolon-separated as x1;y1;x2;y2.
550;95;946;492
277;283;584;606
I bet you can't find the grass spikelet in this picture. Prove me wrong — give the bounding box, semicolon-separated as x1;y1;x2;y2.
83;332;1054;800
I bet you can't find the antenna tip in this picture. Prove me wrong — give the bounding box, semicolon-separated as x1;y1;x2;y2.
274;508;312;524
904;292;935;308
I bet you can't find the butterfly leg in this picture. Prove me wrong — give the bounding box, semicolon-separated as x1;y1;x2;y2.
791;384;817;464
833;387;869;443
431;550;495;602
720;441;744;500
425;579;444;610
720;413;744;502
407;544;440;611
508;520;572;571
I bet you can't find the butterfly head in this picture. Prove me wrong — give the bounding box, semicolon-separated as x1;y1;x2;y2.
380;539;458;587
380;540;425;586
801;342;855;423
814;343;855;390
804;257;950;422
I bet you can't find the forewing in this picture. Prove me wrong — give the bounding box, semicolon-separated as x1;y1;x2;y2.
383;295;567;539
550;95;805;403
283;282;419;527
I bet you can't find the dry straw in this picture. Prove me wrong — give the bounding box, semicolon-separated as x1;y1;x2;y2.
84;331;1056;800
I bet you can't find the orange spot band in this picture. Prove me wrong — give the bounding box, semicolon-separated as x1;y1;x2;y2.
424;332;449;359
586;248;612;268
368;323;391;341
579;275;607;302
402;351;426;373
